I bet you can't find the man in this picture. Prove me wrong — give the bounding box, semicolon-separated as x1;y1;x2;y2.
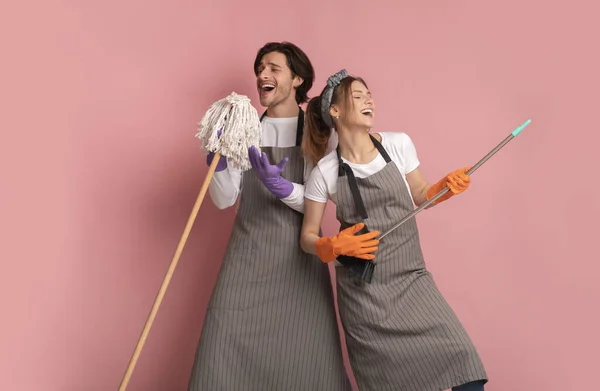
188;42;348;390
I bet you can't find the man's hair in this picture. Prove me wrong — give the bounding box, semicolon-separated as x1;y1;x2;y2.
253;42;315;104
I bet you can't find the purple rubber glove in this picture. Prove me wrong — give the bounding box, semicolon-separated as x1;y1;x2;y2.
206;128;227;172
248;145;294;199
207;152;227;172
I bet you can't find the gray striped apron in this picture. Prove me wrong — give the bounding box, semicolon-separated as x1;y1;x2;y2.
188;110;348;391
335;135;488;391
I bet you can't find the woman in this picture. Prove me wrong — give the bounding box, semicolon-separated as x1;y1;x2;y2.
300;69;488;391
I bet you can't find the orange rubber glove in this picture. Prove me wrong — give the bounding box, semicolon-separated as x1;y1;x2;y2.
315;223;380;263
426;166;472;205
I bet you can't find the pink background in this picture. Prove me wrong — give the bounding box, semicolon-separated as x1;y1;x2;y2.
1;0;599;390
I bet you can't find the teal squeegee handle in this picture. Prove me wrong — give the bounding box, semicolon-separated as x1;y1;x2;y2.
377;119;531;241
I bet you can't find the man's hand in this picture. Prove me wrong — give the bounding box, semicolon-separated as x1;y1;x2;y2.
248;145;294;199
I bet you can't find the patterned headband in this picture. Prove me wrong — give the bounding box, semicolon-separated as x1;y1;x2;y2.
321;69;349;128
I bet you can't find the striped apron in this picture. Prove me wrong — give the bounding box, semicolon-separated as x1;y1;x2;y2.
334;135;488;391
188;110;348;390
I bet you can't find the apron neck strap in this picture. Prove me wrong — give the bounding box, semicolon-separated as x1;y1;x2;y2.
335;134;391;221
371;134;391;163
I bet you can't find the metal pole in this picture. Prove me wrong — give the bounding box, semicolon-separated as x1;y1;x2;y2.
378;119;531;240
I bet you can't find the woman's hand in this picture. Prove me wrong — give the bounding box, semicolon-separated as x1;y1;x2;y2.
315;223;380;263
406;166;472;207
301;200;379;263
426;167;472;205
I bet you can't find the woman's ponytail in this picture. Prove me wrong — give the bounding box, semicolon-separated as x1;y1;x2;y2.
302;95;332;166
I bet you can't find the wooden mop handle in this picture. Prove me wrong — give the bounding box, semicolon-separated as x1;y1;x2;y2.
117;152;222;391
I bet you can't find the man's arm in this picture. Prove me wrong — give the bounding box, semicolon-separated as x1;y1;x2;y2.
279;183;305;213
277;151;322;214
205;152;242;210
208;167;242;209
248;146;308;212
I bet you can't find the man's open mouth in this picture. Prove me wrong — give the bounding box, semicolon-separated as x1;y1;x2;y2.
260;83;276;94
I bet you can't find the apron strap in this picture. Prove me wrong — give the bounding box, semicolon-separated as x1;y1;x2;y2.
336;134;391;221
371;134;391;163
260;108;304;147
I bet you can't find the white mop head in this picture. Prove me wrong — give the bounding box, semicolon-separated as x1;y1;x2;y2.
196;92;262;171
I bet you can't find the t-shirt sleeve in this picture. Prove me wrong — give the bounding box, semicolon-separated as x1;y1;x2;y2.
383;132;420;175
401;133;420;174
304;165;330;204
208;165;242;209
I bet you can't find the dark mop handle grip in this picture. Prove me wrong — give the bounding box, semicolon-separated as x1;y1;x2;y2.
378;119;531;241
336;223;377;283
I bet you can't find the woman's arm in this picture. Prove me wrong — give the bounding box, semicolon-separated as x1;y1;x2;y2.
300;199;328;255
406;166;472;208
373;132;430;207
301;198;380;262
386;132;470;207
302;163;380;262
405;167;431;207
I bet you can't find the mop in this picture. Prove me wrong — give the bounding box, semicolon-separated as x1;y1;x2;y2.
337;119;532;283
117;92;262;391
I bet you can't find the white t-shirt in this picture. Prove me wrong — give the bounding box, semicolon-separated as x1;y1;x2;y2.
208;115;338;212
305;132;420;205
